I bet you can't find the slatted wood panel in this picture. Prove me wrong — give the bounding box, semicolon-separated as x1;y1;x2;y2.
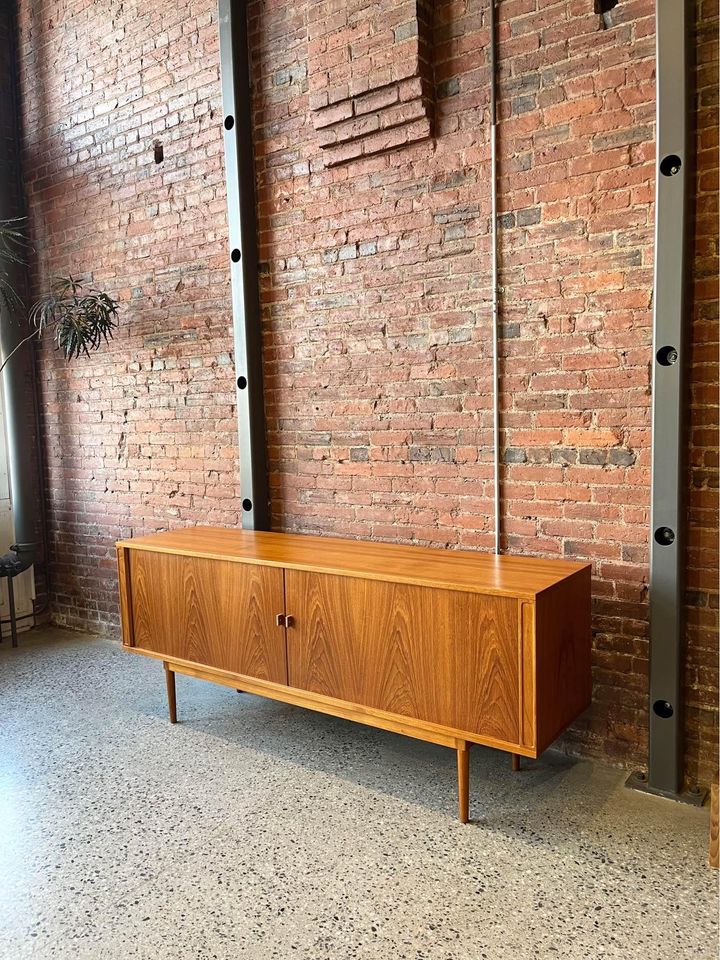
130;550;287;684
286;571;520;743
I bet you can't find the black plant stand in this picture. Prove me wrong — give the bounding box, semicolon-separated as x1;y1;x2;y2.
0;550;26;647
2;573;18;647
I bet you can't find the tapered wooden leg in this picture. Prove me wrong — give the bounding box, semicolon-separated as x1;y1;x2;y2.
511;753;521;772
457;741;470;823
710;781;718;869
164;662;177;724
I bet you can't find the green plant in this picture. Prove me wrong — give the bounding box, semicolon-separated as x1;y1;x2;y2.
0;218;27;316
0;220;119;374
29;276;119;361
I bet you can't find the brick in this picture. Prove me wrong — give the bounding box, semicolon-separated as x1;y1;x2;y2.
313;99;354;130
517;206;542;226
565;429;622;448
308;0;433;166
437;76;460;99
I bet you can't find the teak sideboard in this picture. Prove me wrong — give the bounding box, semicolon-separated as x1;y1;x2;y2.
116;527;592;822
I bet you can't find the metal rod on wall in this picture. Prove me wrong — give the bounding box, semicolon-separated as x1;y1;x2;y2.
489;0;500;555
217;0;270;531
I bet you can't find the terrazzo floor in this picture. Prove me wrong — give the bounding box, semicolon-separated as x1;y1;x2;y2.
0;628;717;960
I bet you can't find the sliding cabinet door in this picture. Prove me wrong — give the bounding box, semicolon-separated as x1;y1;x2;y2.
129;551;287;684
285;571;520;744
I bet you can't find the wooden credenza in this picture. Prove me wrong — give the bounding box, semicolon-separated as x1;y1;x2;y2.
116;527;591;821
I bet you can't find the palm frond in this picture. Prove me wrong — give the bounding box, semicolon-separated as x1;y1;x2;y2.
0;275;24;314
29;275;119;361
0;217;30;266
0;218;30;317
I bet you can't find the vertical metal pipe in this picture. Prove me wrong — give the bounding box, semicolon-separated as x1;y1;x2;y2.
489;0;500;555
218;0;270;531
0;0;42;567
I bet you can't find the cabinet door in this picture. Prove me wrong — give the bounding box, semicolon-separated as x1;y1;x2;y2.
129;551;287;684
285;571;520;744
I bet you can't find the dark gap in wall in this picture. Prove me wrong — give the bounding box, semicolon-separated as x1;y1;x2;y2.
595;0;619;29
154;141;164;164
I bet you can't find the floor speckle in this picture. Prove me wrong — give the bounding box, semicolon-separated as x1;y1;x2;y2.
0;629;717;960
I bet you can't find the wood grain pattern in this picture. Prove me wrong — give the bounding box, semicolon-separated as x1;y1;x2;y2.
118;523;594;808
130;550;287;684
116;546;135;647
457;742;470;823
520;601;536;750
710;780;718;869
285;571;520;743
118;526;589;600
127;645;538;755
164;662;177;724
534;566;592;753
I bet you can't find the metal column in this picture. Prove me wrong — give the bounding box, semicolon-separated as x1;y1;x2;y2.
626;0;703;804
218;0;270;530
0;0;44;572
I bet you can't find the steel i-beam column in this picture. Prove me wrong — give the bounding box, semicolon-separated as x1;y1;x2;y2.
627;0;703;805
218;0;270;530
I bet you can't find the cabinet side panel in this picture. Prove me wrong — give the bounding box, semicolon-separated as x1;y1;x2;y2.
130;550;287;683
286;571;520;743
117;546;135;647
535;567;592;753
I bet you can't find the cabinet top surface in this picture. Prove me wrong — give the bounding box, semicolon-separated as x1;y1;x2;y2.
117;527;589;599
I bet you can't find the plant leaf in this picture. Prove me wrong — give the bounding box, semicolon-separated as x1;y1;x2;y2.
30;276;120;362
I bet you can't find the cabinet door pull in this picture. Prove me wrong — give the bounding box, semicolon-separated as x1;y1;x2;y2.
285;615;295;629
275;613;286;627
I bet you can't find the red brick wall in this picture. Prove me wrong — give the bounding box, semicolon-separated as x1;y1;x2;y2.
14;0;718;784
16;0;243;629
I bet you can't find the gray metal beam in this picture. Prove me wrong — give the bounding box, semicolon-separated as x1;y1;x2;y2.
0;0;43;568
647;0;688;797
627;0;696;803
217;0;270;531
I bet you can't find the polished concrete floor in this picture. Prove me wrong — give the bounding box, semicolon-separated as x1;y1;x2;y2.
0;629;717;960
